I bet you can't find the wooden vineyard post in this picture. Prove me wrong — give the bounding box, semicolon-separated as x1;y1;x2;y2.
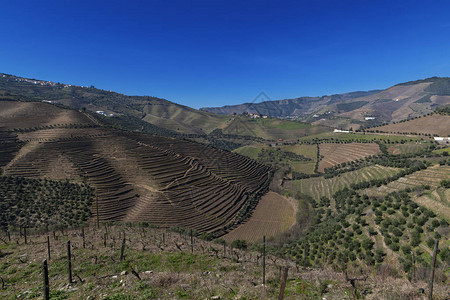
104;232;107;247
42;259;50;300
47;236;51;260
67;241;72;284
428;239;439;300
263;235;266;286
411;251;415;282
190;229;194;253
82;227;85;248
7;230;10;242
277;267;289;300
162;232;165;246
24;227;27;244
223;241;226;257
96;194;100;229
120;238;126;261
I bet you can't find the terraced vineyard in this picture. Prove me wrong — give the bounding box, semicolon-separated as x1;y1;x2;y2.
222;192;296;243
0;131;22;167
287;165;401;201
365;165;450;199
413;187;450;220
0;101;272;235
317;143;381;172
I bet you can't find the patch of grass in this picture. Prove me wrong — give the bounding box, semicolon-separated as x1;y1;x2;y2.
166;252;213;272
433;147;450;155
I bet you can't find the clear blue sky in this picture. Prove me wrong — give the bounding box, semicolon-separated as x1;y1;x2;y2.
1;0;450;108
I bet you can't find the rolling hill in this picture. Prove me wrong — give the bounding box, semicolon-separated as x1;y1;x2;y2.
201;77;450;127
0;73;230;135
0;100;272;236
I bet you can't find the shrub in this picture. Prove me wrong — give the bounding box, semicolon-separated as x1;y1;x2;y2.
231;239;248;250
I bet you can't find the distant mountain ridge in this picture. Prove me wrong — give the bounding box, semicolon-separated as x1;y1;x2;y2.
1;73;449;133
201;77;450;124
201;90;380;117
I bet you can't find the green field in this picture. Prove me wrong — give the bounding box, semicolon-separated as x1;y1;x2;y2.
287;165;401;201
234;143;317;174
232;145;263;159
387;142;429;155
223;117;330;140
280;144;317;160
433;146;450;155
290;161;316;174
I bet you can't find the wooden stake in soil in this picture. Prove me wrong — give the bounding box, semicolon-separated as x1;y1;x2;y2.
263;235;266;286
7;230;10;242
223;242;226;257
96;194;100;229
411;251;415;282
190;229;194;253
162;232;165;246
428;239;439;300
47;236;51;260
67;241;72;284
42;259;50;300
277;267;289;300
24;227;27;244
104;232;107;247
120;238;126;261
82;227;85;248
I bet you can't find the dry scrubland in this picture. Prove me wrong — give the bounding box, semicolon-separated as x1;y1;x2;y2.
222;192;296;243
317;143;381;172
375;114;450;136
0;225;447;300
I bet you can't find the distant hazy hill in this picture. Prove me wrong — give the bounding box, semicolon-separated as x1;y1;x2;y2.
0;73;330;140
201;77;450;125
0;73;229;135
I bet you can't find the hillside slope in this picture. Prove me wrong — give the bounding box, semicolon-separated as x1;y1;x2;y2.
0;101;272;236
0;73;230;135
202;77;450;125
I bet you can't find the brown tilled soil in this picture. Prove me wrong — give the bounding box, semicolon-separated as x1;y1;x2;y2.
377;114;450;136
222;192;296;243
318;143;380;172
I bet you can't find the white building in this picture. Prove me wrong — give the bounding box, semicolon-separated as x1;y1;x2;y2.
334;129;351;133
434;137;450;143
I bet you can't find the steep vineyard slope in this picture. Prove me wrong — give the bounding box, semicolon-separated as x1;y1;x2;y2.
0;101;272;235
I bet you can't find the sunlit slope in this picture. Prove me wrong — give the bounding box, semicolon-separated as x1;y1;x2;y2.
0;101;272;234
